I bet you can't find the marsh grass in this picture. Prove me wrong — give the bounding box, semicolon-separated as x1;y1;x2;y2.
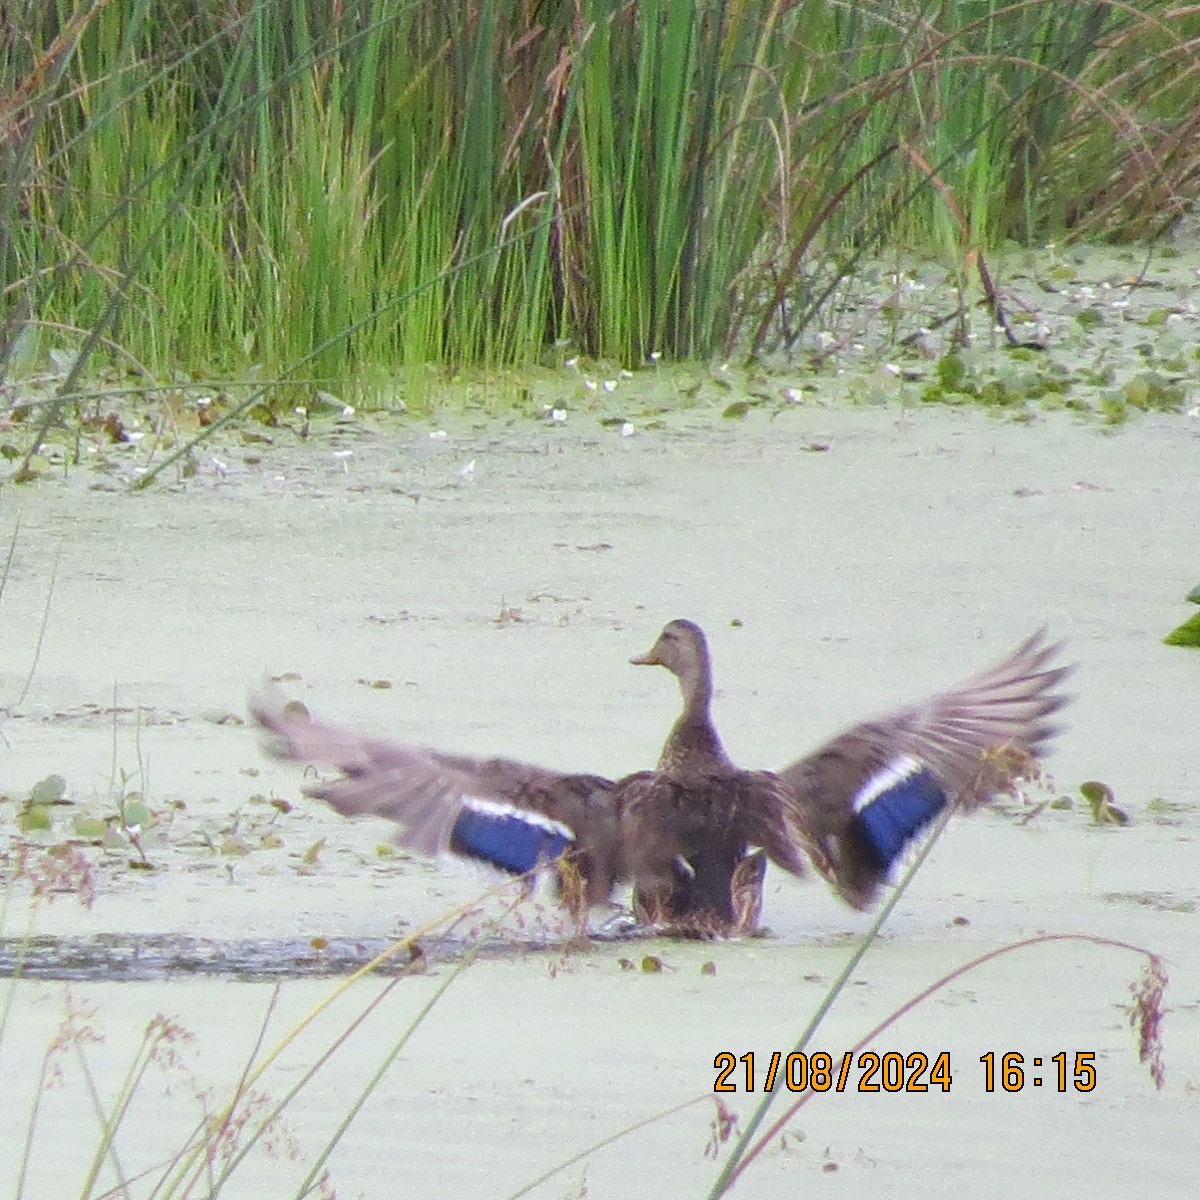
0;856;545;1198
2;0;1197;464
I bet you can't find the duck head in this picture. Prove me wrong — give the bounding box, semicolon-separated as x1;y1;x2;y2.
630;619;714;712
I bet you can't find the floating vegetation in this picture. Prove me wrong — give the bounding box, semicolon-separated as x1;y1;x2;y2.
1078;780;1131;826
1164;584;1200;647
1163;612;1200;648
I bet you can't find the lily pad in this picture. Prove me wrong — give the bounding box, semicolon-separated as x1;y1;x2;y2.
119;799;152;830
28;774;67;804
1185;583;1200;605
72;814;110;841
16;804;52;832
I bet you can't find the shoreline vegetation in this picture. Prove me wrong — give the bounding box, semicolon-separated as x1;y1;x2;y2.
2;2;1197;469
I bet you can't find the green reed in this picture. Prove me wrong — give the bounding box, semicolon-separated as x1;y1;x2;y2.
1;0;1196;420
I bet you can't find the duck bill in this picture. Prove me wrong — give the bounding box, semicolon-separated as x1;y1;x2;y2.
629;645;662;666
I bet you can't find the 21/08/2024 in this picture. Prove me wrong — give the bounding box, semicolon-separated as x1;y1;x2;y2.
714;1050;1097;1093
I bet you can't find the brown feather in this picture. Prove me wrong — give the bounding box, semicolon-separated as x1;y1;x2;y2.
250;689;623;908
779;629;1071;909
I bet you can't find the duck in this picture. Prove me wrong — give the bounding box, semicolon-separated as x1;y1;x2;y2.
618;622;811;934
250;621;1069;937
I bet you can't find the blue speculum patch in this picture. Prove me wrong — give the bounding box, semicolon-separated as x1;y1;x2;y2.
856;764;947;870
450;806;573;875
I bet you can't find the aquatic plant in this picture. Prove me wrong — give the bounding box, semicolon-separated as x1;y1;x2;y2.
1;0;1196;433
1164;585;1200;648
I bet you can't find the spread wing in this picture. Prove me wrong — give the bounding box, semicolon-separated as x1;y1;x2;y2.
779;630;1070;909
250;688;623;906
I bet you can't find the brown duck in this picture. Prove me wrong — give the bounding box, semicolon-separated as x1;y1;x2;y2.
251;620;1069;936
